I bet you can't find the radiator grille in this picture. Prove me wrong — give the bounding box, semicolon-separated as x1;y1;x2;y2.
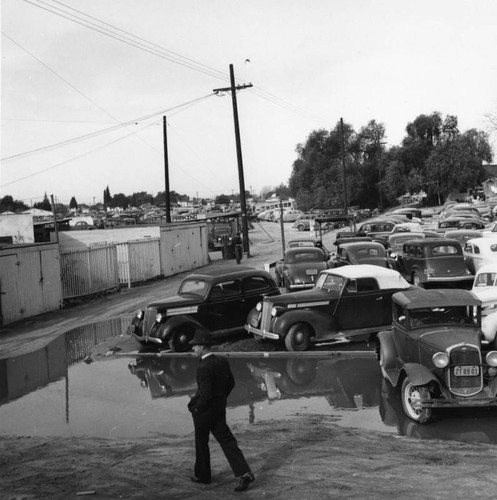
260;302;273;332
448;344;482;396
143;307;158;336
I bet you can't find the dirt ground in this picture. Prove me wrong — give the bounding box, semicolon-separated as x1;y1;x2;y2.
2;222;497;499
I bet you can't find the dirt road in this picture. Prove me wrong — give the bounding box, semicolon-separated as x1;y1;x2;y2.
2;222;497;499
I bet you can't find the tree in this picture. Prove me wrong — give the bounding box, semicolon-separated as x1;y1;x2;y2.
33;193;51;211
0;195;28;213
215;194;231;206
103;186;111;206
109;193;129;209
69;197;78;210
289;121;356;212
129;191;153;208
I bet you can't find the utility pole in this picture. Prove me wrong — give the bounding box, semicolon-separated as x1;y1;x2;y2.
340;118;348;216
213;64;253;255
163;116;171;223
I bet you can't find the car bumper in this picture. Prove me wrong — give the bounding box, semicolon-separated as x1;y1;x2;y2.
425;276;474;283
245;324;280;340
416;397;497;409
127;324;164;345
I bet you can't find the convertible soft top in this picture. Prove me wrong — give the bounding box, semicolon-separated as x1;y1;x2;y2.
392;288;481;309
321;264;410;290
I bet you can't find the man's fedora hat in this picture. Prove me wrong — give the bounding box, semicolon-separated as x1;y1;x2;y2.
189;328;214;346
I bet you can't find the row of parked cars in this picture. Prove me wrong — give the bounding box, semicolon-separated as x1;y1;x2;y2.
126;260;497;424
126;204;497;424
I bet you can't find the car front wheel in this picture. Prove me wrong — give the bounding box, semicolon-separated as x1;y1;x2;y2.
284;323;311;351
169;326;195;352
401;378;432;424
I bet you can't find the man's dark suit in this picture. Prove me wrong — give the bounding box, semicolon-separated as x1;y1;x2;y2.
188;353;251;482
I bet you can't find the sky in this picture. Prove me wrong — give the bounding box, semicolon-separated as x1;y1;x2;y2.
1;0;497;206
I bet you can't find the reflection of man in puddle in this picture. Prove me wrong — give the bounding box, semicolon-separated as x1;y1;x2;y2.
187;329;255;492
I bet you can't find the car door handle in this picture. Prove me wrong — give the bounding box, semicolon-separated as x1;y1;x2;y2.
376;297;383;301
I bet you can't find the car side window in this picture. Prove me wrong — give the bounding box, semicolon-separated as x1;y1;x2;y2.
210;280;241;298
355;278;379;292
242;276;271;293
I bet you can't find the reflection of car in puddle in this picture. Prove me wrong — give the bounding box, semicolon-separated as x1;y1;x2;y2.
127;355;268;406
127;354;382;410
129;357;199;398
379;379;497;444
247;356;382;409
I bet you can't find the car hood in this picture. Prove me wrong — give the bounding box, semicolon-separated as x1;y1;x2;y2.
417;327;482;351
147;294;204;310
265;288;336;305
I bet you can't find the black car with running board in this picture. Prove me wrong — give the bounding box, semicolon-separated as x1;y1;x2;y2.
127;266;279;351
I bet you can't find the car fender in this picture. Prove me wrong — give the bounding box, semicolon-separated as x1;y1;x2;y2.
157;315;205;341
377;330;400;385
274;309;335;339
401;363;438;387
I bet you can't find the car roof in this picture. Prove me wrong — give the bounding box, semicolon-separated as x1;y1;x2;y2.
321;264;410;288
339;241;385;250
393;288;481;308
405;238;460;246
285;247;324;256
185;265;269;281
465;237;497;246
444;229;482;236
475;263;497;274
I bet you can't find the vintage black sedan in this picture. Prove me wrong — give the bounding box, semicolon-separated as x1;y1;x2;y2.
274;246;330;291
127;266;279;351
246;264;411;351
396;238;473;288
377;289;497;423
329;240;395;269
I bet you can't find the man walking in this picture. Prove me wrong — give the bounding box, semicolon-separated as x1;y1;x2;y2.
188;329;255;492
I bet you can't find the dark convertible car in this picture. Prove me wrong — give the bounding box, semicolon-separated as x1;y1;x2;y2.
246;264;412;351
127;266;279;351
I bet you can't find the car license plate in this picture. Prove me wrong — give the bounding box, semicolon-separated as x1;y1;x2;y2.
306;269;318;275
454;365;479;376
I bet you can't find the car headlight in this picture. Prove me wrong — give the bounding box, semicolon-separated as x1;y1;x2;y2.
432;351;449;368
271;306;285;317
486;351;497;367
155;313;164;322
256;302;263;312
136;310;144;320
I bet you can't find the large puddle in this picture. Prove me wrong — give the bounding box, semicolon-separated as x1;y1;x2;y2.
1;318;497;445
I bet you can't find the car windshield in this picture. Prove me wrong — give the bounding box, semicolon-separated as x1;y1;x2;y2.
287;249;324;263
429;244;459;256
178;279;209;297
315;273;345;292
409;306;475;328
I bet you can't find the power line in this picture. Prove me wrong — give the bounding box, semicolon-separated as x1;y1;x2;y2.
24;0;230;82
1;94;215;161
23;0;322;121
2;121;157;187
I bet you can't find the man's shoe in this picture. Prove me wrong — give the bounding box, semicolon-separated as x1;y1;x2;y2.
190;476;210;484
234;472;255;492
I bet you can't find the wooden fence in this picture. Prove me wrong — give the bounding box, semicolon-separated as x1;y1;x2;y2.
0;243;63;325
1;223;208;325
116;238;161;287
59;243;119;299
